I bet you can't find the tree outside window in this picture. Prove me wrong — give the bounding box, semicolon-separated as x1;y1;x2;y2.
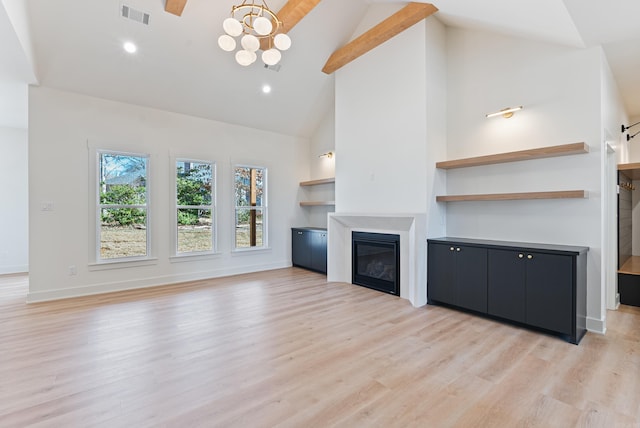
176;160;214;254
98;152;148;260
234;165;266;249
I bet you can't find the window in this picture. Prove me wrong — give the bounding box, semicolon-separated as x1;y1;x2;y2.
176;160;215;254
234;165;266;249
98;151;149;260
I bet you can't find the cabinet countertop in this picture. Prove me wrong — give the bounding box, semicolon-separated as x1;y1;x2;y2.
292;227;327;232
427;237;589;255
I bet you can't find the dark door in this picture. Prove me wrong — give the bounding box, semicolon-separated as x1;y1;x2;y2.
292;229;310;268
525;252;573;335
488;249;526;323
455;246;488;313
310;231;327;273
427;243;456;304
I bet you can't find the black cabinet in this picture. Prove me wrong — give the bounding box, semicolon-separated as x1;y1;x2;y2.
488;249;573;334
525;252;573;335
428;237;588;344
291;228;327;274
427;243;487;313
488;249;526;323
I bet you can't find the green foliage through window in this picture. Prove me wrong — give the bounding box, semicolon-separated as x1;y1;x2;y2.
176;161;214;254
98;152;148;260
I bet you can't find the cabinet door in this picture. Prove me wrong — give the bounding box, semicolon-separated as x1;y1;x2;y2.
488;249;526;323
427;243;456;304
455;246;488;313
291;229;311;268
310;231;327;273
525;252;573;335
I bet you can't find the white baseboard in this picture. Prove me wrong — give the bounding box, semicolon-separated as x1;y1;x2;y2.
26;261;290;303
586;316;606;335
0;264;28;275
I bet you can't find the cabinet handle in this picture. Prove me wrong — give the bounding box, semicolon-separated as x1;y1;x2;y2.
456;247;461;252
527;254;533;260
450;247;455;251
518;254;524;259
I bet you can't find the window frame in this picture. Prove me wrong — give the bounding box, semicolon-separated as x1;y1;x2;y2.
172;157;217;257
232;163;268;252
93;148;153;265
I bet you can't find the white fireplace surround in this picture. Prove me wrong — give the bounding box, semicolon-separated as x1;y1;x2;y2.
327;213;427;307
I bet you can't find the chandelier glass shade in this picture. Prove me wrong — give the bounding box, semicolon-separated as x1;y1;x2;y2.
218;0;292;67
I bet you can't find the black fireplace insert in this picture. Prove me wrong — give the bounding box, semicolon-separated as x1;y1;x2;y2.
352;232;400;295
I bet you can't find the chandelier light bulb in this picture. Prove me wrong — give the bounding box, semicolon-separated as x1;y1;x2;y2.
274;33;291;51
241;34;260;52
236;49;257;66
217;35;237;52
223;17;243;37
253;16;273;36
262;48;281;66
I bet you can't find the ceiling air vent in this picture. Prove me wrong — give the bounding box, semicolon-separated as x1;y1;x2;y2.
264;63;281;72
121;4;150;25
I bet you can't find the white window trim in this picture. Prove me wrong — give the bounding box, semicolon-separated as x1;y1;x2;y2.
171;156;217;257
88;141;155;268
232;163;268;251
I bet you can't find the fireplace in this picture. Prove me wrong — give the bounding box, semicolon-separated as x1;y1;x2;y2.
352;232;400;295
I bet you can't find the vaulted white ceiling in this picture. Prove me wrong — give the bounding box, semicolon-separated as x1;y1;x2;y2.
2;0;640;134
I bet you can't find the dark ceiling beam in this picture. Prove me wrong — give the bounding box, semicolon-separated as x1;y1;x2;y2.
322;2;438;75
165;0;188;16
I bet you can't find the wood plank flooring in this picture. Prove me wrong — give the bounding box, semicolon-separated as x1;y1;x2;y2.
1;269;640;427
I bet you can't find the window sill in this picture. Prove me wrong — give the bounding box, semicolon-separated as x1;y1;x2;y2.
231;247;272;256
88;257;159;271
169;252;223;263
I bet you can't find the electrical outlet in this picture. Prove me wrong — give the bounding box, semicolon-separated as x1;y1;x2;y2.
68;265;77;276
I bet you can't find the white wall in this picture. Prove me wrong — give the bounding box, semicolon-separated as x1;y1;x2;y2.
28;86;308;301
445;28;605;332
600;51;627;310
628;115;640;162
0;126;28;274
335;19;431;214
302;109;335;228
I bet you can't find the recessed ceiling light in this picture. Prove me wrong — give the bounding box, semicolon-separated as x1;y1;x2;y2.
123;41;137;54
262;85;272;94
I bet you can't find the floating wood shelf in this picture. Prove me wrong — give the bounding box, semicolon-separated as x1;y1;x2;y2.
436;190;588;202
619;256;640;275
299;201;335;207
618;163;640;180
436;142;589;170
299;177;335;186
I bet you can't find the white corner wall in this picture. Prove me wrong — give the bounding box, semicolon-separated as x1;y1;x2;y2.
303;109;335;228
335;19;431;214
28;86;308;301
0;126;28;274
445;28;605;332
600;51;627;311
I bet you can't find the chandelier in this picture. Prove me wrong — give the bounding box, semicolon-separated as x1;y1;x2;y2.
217;0;292;67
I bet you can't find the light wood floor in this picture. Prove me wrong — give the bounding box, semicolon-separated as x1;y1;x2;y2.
1;270;640;427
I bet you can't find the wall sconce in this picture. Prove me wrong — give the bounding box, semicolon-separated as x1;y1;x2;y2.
622;121;640;141
486;106;523;119
319;151;334;159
